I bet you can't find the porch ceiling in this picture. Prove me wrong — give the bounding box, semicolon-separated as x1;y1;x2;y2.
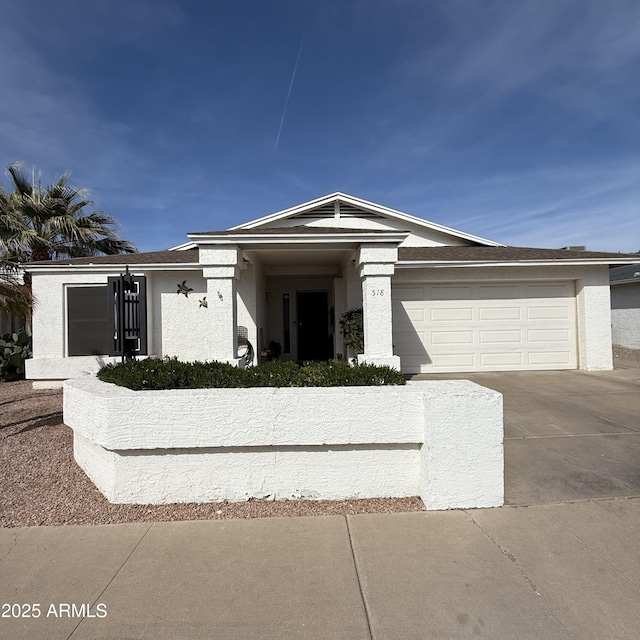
245;247;355;268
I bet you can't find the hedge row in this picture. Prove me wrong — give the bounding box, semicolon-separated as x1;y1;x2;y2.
97;358;406;390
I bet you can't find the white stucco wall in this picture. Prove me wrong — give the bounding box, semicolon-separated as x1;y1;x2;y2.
575;267;614;369
611;283;640;349
345;262;363;315
64;377;503;509
151;270;208;360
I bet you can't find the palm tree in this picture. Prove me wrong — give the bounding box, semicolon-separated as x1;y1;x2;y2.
0;162;137;263
0;162;137;324
0;261;31;317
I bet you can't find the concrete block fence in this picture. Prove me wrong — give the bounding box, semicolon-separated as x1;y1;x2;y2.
63;377;504;510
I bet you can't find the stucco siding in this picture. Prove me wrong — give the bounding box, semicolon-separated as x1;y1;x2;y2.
611;283;640;349
152;270;207;360
575;269;613;369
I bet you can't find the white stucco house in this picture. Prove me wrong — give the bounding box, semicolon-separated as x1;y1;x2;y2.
610;264;640;350
25;193;637;388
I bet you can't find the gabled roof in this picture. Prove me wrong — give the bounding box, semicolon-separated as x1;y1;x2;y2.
227;192;502;247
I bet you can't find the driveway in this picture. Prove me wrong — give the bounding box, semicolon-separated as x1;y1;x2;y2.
412;360;640;506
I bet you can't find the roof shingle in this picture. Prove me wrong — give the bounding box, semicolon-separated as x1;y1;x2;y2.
398;246;638;262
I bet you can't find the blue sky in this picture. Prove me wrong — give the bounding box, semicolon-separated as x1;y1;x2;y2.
1;0;639;253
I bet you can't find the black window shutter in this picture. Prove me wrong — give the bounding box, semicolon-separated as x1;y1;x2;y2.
107;275;148;357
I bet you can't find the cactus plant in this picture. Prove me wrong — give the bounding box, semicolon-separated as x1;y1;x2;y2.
0;328;32;381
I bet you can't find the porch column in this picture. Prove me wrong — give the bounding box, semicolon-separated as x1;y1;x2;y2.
357;244;401;371
200;245;243;365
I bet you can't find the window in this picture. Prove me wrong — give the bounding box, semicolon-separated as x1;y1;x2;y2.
67;286;110;356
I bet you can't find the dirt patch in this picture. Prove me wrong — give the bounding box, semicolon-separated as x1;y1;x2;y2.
0;380;424;528
613;346;640;363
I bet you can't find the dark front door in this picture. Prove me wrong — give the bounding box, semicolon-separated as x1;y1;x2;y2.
297;291;332;361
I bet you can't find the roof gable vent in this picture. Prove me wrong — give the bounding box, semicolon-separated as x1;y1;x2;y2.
297;200;385;220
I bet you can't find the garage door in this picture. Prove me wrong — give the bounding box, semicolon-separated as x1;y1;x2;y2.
392;282;577;373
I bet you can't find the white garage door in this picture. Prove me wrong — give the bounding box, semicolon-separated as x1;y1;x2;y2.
392;282;577;373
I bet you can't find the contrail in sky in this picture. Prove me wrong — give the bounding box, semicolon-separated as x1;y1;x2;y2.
275;15;309;150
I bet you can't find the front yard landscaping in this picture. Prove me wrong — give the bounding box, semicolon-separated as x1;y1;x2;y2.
0;381;424;527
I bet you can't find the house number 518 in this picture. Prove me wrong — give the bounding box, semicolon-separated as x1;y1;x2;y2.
371;289;385;296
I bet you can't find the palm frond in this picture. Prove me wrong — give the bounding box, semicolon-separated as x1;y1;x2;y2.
1;163;137;262
0;265;32;316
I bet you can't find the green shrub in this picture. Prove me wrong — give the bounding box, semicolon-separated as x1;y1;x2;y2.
97;358;405;390
0;328;32;381
339;308;364;355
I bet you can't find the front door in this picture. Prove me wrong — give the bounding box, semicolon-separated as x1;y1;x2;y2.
297;291;332;361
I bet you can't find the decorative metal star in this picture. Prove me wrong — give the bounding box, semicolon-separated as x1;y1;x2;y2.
177;281;193;297
199;297;208;308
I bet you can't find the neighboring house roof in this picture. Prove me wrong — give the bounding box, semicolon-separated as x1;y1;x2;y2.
610;263;640;285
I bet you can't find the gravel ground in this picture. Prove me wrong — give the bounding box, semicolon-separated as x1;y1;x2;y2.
613;345;640;363
0;381;425;528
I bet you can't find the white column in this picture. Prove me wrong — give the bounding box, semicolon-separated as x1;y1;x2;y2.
357;244;401;370
576;266;614;370
200;246;242;366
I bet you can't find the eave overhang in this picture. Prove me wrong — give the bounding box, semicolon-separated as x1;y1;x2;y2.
187;229;410;246
26;262;202;274
398;257;639;269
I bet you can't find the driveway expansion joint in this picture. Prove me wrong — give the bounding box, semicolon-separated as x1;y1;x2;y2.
464;510;571;634
560;397;640;432
345;515;374;640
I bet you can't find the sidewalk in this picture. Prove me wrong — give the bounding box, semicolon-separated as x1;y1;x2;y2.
2;498;640;639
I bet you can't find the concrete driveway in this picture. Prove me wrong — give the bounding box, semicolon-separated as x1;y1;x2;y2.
414;360;640;505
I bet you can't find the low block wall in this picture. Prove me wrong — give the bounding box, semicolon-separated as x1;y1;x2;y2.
63;377;504;509
27;356;121;389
